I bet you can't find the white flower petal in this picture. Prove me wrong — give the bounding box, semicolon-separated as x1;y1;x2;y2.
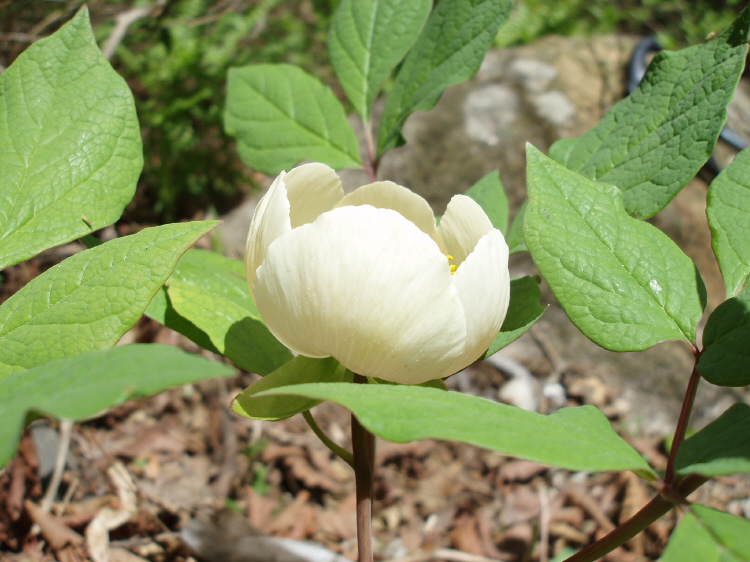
245;172;291;291
437;195;494;265
284;163;344;228
337;181;446;252
253;205;467;384
448;229;510;374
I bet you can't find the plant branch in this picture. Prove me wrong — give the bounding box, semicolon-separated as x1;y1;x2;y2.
352;374;375;562
363;117;378;182
302;410;354;467
564;474;708;562
664;351;702;485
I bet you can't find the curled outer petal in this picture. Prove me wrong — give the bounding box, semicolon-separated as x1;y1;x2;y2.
438;194;494;266
245;163;343;292
449;229;510;373
245;172;291;291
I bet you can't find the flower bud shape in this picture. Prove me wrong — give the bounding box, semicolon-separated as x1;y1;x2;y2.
245;163;510;384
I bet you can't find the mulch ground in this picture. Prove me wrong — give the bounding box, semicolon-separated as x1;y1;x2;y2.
1;246;749;562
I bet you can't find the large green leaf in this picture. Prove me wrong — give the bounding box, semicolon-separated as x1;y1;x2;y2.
231;356;350;421
328;0;430;121
0;221;217;379
483;276;545;358
146;249;292;375
698;285;750;386
163;280;291;376
224;64;361;175
0;7;142;269
257;383;651;473
660;505;750;562
707;146;750;298
0;345;234;470
524;146;706;351
676;403;750;477
377;0;513;156
464;170;508;234
549;8;750;219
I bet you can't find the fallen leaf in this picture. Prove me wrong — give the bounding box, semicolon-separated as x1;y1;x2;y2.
25;500;84;550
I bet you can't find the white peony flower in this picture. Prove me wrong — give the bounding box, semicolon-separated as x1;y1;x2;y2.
245;163;510;384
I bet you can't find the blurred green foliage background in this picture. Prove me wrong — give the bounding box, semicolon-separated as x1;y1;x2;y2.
0;0;744;222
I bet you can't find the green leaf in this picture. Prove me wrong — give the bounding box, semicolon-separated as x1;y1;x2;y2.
0;7;142;269
224;64;361;175
257;383;652;473
549;10;750;219
676;404;750;477
0;344;234;470
148;249;250;316
0;221;217;379
377;0;513;156
484;276;545;358
707;146;750;298
146;250;292;375
524;146;706;351
328;0;431;121
697;285;750;386
506;200;528;254
166;280;291;376
231;357;350;421
464;170;508;234
660;505;750;562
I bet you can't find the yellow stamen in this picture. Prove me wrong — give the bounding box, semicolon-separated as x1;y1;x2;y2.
450;264;457;274
446;255;454;261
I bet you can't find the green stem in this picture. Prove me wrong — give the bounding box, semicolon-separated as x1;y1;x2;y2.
352;374;375;562
302;410;354;468
564;475;707;562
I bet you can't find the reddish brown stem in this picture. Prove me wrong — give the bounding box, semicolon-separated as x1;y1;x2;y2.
352;374;375;562
564;474;707;562
664;349;702;485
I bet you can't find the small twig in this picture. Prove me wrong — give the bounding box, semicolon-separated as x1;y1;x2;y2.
0;32;40;43
537;485;550;562
303;410;354;467
566;485;616;533
530;324;565;378
102;4;155;60
40;419;74;513
58;477;79;516
385;549;510;562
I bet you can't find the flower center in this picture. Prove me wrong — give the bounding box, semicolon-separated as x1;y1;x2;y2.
447;254;457;275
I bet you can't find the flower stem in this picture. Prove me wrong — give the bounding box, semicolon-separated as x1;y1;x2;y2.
352;374;375;562
564;474;707;562
302;410;354;467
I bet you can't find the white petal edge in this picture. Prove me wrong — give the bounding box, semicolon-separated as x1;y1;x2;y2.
437;194;494;265
253;205;467;384
448;229;510;374
337;181;447;253
284;163;344;228
245;172;291;292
